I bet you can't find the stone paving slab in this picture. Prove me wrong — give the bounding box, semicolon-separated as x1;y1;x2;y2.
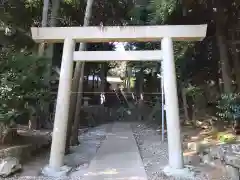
82;122;147;180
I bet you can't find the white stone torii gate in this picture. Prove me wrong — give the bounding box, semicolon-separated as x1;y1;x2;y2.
31;24;207;176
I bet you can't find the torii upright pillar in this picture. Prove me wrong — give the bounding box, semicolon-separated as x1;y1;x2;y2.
43;38;75;176
162;37;183;169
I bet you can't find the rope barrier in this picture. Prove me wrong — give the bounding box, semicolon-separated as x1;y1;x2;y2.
50;91;164;95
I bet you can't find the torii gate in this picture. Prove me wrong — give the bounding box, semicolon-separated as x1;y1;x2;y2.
31;24;207;176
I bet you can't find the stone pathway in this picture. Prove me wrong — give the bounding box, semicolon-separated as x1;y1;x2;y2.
80;122;148;180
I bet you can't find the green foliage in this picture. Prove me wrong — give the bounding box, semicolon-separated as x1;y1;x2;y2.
128;0;197;86
216;93;240;121
186;85;203;101
0;109;18;124
174;41;195;79
147;0;177;24
0;52;49;123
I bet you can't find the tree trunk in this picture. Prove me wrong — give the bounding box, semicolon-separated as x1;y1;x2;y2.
233;46;240;91
127;66;131;92
231;31;240;92
97;73;99;88
137;67;144;120
181;85;190;124
65;0;94;152
38;0;49;55
92;73;95;91
100;63;107;93
37;0;49;130
40;0;60;129
45;0;60;59
217;35;232;93
71;63;85;145
138;67;144;97
32;0;51;130
216;4;232;93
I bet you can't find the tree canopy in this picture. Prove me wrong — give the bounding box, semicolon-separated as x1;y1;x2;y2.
0;0;240;129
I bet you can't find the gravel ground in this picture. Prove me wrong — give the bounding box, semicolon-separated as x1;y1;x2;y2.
3;122;232;180
131;122;231;180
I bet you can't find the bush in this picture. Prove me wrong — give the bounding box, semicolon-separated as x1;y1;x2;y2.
216;93;240;122
0;52;50;126
185;85;204;120
185;85;203;101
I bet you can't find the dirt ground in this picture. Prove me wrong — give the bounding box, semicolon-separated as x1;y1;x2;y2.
131;122;231;180
3;122;237;180
7;124;111;179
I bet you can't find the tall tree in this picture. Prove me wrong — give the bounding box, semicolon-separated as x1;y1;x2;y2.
215;0;232;93
41;0;60;129
38;0;49;55
65;0;94;151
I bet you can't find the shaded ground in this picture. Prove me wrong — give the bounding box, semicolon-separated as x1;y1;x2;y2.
131;122;231;180
4;121;235;180
6;124;111;180
0;126;51;151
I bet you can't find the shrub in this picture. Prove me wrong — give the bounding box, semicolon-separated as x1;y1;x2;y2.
0;52;49;126
216;93;240;122
185;85;203;102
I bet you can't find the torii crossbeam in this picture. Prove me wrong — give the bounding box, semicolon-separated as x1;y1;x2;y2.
30;25;207;177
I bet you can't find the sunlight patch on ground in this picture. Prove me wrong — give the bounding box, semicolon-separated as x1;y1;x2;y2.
84;168;118;176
